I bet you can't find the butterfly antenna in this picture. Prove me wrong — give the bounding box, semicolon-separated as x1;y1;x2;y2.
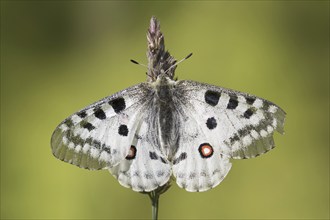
130;59;149;68
164;52;193;75
130;59;156;78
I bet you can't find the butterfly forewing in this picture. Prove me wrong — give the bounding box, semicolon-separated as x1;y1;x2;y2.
50;83;153;170
168;80;285;191
175;80;286;160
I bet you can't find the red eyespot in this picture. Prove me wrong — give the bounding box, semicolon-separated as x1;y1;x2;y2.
125;145;136;160
198;143;214;158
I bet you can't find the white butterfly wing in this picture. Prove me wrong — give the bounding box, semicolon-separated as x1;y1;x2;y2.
171;104;232;192
51;83;153;170
109;109;171;192
171;80;286;191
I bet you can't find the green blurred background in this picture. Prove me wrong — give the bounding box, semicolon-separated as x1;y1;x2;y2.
1;1;329;219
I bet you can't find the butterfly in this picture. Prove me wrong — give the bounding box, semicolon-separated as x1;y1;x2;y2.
51;17;286;193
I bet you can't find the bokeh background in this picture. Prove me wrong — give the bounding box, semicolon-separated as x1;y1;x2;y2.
1;1;329;219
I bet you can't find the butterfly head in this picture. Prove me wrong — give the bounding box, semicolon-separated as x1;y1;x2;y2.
146;17;177;82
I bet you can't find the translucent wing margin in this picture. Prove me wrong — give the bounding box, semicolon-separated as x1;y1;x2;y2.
50;83;153;170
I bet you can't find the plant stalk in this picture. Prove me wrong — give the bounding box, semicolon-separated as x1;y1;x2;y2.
149;190;160;220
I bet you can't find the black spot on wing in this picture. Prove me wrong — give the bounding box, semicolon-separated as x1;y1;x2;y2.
243;108;254;119
229;134;240;144
206;117;217;129
64;119;74;127
92;140;102;149
228;124;259;144
160;157;167;164
109;97;126;114
103;147;111;154
149;151;158;160
173;152;187;165
94;108;106;120
205;90;221;106
81;122;95;131
118;124;128;136
238;128;249;137
227;94;238;109
77;111;87;118
246;97;256;105
262;101;270;112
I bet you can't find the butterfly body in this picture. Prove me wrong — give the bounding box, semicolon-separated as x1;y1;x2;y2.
51;17;286;193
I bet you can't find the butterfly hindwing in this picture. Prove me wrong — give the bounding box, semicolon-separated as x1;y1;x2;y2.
171;102;232;192
50;83;153;170
109;107;171;192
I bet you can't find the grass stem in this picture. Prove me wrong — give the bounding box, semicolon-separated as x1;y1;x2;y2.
148;190;160;220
